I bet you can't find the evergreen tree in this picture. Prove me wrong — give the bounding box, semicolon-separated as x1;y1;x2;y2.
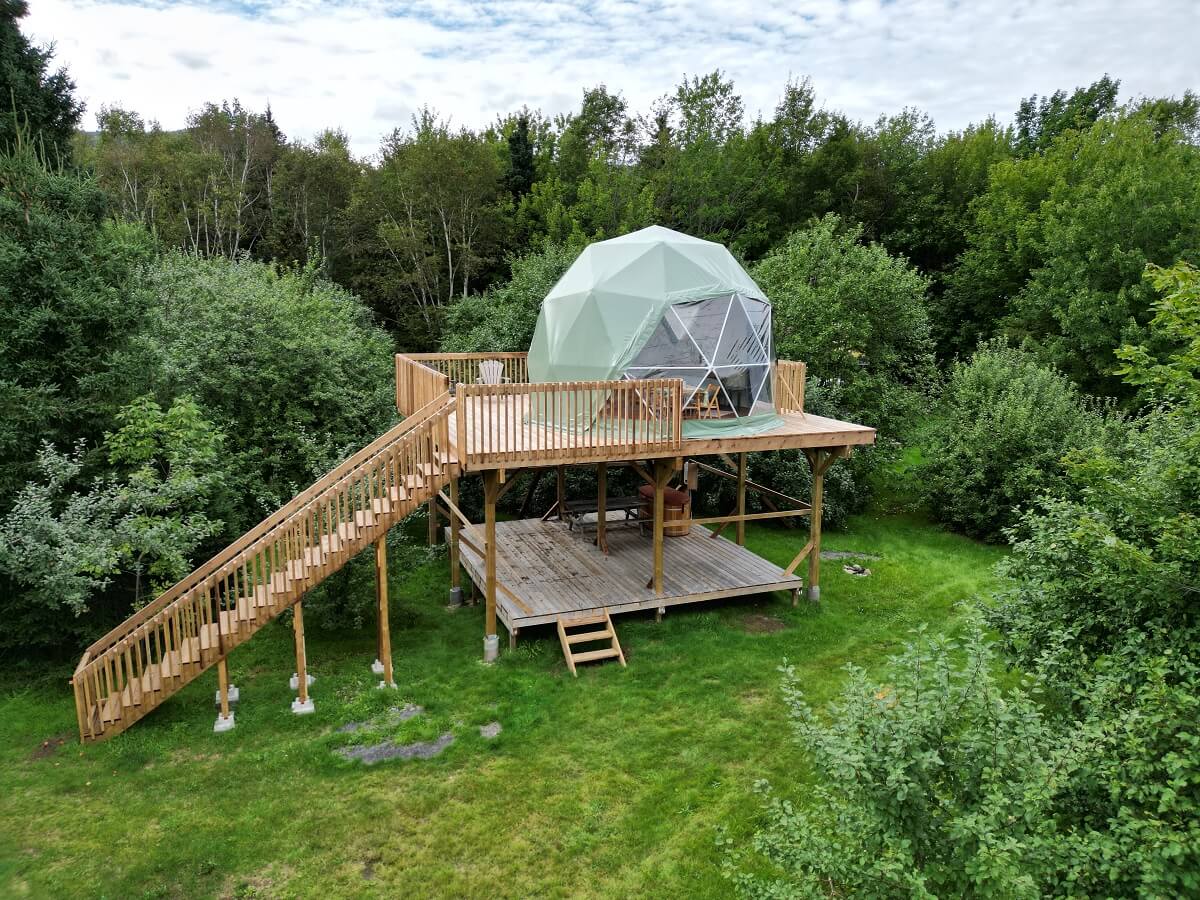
503;113;535;198
0;0;82;159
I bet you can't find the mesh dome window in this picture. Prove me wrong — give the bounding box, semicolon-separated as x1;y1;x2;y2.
625;294;773;419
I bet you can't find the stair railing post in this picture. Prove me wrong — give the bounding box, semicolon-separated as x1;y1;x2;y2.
448;475;463;607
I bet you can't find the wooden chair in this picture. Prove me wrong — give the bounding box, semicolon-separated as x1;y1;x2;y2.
685;384;721;420
477;359;510;385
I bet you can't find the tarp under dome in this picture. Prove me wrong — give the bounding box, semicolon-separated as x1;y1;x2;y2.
527;226;782;437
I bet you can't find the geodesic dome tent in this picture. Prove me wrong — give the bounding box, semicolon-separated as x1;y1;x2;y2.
527;226;781;436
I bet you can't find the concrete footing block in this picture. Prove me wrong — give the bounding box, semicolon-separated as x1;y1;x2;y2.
370;659;385;676
214;685;239;708
289;672;316;690
807;585;821;602
291;697;315;715
377;680;398;690
448;586;463;608
483;633;499;663
213;712;236;733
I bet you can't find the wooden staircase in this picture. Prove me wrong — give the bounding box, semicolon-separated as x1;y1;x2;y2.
556;611;626;676
70;394;458;742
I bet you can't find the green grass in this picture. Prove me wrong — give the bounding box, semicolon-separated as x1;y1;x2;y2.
0;515;1002;898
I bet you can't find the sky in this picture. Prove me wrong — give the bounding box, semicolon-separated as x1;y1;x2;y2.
23;0;1200;158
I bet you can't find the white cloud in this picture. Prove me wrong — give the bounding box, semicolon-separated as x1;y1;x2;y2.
22;0;1200;158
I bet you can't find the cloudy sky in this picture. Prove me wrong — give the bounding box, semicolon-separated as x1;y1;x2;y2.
23;0;1200;158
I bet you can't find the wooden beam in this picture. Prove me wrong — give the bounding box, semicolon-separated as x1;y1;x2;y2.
736;452;748;546
217;658;230;719
691;459;810;510
484;470;500;648
496;468;524;504
802;448;840;601
448;477;461;590
293;601;309;704
651;458;674;595
628;461;655;487
596;462;608;555
555;466;566;521
375;536;393;685
690;509;810;526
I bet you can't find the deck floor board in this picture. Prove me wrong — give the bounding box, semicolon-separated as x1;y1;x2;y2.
453;518;803;629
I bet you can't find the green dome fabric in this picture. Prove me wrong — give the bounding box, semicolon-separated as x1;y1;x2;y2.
529;226;766;382
527;226;782;437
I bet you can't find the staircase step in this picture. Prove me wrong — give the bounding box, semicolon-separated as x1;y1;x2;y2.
371;497;393;514
570;647;620;664
337;521;358;541
561;614;607;628
355;510;376;528
566;629;613;645
241;583;274;608
100;692;122;723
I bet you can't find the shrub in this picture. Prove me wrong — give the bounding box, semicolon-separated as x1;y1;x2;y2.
726;622;1068;899
727;622;1200;899
920;340;1115;540
135;252;397;532
752;215;937;515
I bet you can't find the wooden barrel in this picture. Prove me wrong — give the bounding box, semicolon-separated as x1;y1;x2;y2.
637;484;691;537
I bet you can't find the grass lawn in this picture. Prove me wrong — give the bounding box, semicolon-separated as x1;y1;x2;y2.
1;514;1002;899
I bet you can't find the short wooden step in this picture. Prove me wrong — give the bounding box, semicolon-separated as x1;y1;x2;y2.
561;614;607;628
570;647;620;664
567;629;613;644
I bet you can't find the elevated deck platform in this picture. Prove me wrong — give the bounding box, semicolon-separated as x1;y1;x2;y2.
454;517;803;632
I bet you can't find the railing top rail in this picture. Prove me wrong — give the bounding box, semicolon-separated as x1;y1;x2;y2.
404;351;528;360
83;393;453;656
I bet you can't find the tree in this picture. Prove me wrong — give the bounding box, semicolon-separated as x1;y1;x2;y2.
0;0;81;159
944;111;1200;390
1014;74;1120;156
503;113;535;199
345;109;502;336
0;139;155;504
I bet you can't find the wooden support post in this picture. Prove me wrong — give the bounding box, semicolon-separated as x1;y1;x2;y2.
483;470;500;662
217;658;230;718
803;448;838;603
596;462;608;554
427;496;439;546
651;458;674;595
291;601;314;713
555;465;566;521
736;452;748;547
375;536;394;687
448;476;462;605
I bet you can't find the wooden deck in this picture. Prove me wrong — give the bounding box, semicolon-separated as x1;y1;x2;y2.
448;390;875;471
454;517;803;630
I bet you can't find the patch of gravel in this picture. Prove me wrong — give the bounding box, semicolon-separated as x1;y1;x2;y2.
337;732;454;765
821;550;881;561
740;613;787;634
337;703;424;734
479;721;502;739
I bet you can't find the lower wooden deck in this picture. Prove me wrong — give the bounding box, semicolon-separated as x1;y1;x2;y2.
455;517;803;630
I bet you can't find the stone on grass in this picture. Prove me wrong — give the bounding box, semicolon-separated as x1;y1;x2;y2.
479;721;502;739
213;712;235;733
213;685;239;708
289;672;316;690
291;697;315;715
336;733;454;765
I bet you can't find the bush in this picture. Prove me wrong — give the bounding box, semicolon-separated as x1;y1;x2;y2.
727;621;1200;899
727;621;1069;899
752;215;937;514
136;252;397;532
440;243;578;353
920;340;1115;540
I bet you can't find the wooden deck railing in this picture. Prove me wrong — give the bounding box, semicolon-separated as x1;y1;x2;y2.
405;352;529;389
454;378;684;468
774;361;806;415
73;393;455;742
396;355;451;416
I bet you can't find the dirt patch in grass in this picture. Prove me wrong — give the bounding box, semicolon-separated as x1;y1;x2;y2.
30;733;70;761
739;613;787;634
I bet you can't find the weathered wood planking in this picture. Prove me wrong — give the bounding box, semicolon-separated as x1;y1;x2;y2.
453;518;803;630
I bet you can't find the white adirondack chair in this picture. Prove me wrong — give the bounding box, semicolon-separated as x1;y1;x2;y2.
477;359;510;385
